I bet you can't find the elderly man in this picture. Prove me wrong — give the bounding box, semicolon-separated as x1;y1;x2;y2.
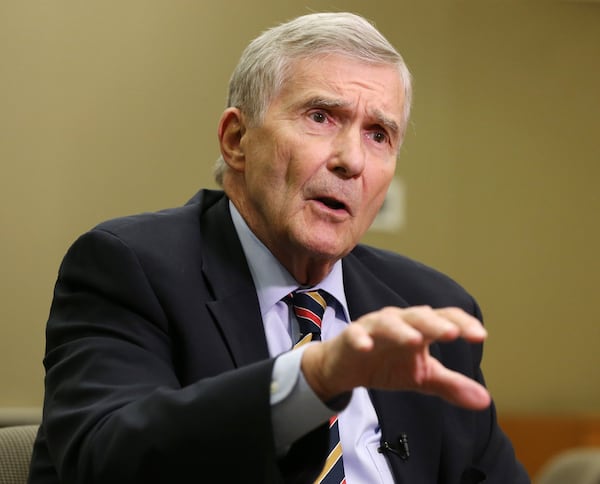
29;12;529;484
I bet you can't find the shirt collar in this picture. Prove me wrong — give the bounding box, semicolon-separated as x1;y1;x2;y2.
229;201;350;322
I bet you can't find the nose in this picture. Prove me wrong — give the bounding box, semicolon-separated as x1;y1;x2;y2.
327;127;366;179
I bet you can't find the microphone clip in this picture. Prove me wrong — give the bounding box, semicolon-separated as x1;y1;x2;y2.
378;432;410;461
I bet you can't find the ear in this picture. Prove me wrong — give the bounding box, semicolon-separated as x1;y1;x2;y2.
218;107;246;173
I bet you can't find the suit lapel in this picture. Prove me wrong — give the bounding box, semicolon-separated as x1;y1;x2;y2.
342;251;410;317
369;390;443;483
197;192;270;367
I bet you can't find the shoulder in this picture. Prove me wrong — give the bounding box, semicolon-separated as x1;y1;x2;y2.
63;189;228;271
93;189;225;242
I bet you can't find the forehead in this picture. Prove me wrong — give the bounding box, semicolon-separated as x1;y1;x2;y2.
272;55;405;122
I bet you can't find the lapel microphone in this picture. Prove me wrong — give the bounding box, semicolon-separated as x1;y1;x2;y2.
378;432;410;461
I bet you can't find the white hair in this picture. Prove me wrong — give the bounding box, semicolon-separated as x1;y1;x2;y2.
214;12;412;185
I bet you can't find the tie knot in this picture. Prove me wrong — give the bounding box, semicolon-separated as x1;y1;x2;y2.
288;290;327;343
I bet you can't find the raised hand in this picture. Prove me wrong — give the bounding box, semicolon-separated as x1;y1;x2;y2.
301;305;491;410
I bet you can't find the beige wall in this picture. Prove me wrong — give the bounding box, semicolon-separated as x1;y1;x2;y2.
1;1;598;415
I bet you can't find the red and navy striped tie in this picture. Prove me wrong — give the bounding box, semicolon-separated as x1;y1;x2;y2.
289;290;346;484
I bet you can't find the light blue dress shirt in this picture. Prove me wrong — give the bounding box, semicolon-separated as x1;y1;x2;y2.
229;201;394;483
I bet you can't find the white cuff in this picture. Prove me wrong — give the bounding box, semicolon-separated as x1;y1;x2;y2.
270;344;348;455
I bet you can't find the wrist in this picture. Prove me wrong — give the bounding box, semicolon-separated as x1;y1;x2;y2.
301;342;346;403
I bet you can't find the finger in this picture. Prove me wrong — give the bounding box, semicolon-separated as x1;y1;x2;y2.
359;309;425;346
420;359;491;410
435;307;487;342
344;323;374;351
399;305;463;342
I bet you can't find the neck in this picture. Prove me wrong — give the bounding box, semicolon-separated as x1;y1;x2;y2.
281;254;335;287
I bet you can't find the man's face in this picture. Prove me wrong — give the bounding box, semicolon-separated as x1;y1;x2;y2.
231;55;405;281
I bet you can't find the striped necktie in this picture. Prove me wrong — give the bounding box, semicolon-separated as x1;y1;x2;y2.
288;290;346;484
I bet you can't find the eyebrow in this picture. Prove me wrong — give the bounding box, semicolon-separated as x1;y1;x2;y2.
292;95;401;137
371;109;400;137
292;95;349;111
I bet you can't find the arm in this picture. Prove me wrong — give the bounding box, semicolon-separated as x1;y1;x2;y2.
301;301;528;482
41;229;285;483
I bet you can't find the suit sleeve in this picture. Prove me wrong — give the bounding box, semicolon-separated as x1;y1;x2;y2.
39;229;295;484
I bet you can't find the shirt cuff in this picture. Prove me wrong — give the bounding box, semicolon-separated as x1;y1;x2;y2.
270;343;351;455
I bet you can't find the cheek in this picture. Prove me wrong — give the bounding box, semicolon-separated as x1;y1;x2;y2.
244;144;285;190
275;143;320;194
357;170;395;226
246;146;303;214
367;165;395;202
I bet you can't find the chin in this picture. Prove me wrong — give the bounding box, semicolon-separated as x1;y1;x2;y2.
299;234;354;260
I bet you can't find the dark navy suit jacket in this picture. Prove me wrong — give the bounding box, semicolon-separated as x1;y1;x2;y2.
28;189;529;483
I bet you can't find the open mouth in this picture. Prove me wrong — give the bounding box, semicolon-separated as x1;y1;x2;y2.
316;197;347;211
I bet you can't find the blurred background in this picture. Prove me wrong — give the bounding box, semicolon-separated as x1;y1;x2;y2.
1;0;598;479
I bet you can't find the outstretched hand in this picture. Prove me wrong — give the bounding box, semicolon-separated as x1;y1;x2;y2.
301;305;491;410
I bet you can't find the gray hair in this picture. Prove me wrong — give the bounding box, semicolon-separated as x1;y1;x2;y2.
214;12;412;185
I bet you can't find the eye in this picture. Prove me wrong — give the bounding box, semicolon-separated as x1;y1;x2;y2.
370;130;388;144
309;111;328;124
